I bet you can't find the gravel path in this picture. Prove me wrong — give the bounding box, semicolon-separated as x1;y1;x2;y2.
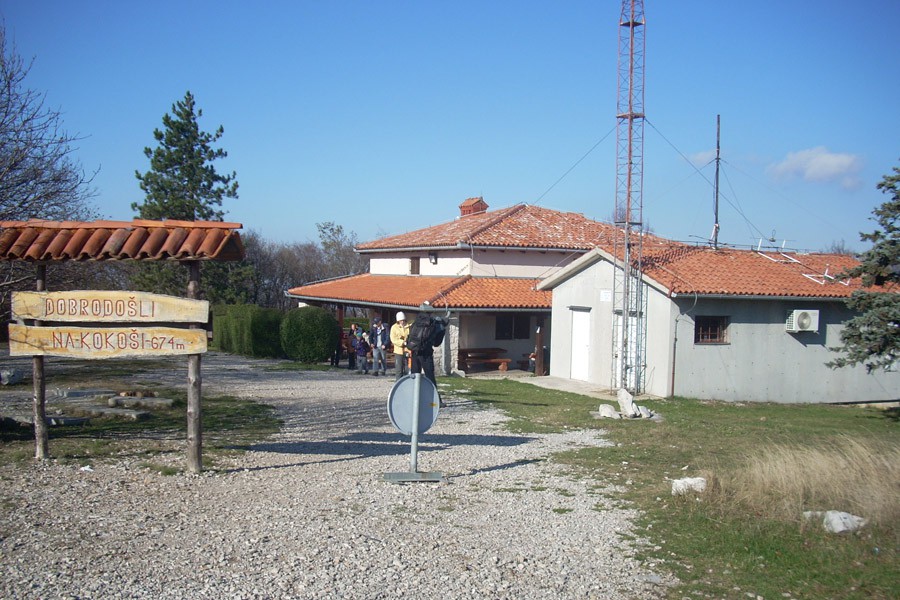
0;354;674;599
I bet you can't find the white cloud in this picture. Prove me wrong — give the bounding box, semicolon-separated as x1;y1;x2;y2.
767;146;863;190
689;149;717;168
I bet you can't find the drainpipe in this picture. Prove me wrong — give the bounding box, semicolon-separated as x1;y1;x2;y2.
670;316;679;398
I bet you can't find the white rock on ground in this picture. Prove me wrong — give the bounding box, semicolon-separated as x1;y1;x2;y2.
671;477;707;496
0;353;676;599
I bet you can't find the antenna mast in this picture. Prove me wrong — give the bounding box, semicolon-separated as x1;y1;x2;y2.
712;114;721;249
612;0;646;394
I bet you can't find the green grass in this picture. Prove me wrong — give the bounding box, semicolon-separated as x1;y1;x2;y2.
439;377;899;600
0;389;281;469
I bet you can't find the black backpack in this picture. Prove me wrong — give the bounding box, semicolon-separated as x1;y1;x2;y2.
406;313;436;353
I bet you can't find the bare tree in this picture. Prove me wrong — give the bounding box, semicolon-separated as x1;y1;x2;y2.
0;26;99;324
0;27;95;223
316;221;368;278
822;239;856;256
241;231;328;311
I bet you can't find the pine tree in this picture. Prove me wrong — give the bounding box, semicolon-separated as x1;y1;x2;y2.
829;162;900;372
131;92;243;299
133;91;237;220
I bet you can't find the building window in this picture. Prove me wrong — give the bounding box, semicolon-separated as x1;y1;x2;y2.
410;257;420;275
496;314;531;340
694;316;729;344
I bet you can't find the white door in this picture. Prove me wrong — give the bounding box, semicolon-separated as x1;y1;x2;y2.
570;309;591;381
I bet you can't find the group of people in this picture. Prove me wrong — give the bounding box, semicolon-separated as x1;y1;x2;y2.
332;319;391;376
331;311;445;389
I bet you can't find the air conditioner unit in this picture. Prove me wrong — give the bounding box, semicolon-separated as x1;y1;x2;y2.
786;309;819;333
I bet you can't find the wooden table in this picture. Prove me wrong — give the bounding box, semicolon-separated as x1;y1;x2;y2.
458;347;511;372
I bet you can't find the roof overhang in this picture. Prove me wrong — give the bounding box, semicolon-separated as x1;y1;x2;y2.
286;273;551;312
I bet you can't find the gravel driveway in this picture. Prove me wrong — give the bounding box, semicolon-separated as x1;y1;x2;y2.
0;353;674;599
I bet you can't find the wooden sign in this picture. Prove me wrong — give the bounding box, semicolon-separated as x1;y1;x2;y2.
8;324;207;358
11;290;209;323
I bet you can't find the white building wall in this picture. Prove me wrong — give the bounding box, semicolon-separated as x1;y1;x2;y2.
671;297;899;403
547;260;616;386
470;249;581;278
369;254;471;276
367;248;584;279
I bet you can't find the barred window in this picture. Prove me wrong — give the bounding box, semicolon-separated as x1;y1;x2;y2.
694;316;729;344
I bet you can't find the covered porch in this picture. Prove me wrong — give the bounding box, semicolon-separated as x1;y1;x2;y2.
286;273;551;376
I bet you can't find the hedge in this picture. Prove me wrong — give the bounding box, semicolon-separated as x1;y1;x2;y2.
212;304;284;358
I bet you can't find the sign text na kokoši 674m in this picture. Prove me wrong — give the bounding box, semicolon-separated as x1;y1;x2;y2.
9;291;209;358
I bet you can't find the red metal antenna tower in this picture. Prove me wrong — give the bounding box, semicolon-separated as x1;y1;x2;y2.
612;0;647;393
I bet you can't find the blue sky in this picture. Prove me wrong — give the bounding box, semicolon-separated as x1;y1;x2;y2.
3;1;898;252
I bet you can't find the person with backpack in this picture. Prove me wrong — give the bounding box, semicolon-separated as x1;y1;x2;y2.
407;311;446;392
390;312;410;380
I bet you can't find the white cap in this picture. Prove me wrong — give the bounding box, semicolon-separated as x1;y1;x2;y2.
396;311;406;321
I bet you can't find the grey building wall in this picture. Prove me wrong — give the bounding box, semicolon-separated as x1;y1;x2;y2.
671;297;898;403
547;258;673;395
546;257;898;403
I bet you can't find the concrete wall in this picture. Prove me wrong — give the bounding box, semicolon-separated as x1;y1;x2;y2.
546;258;897;403
671;297;899;403
546;259;615;386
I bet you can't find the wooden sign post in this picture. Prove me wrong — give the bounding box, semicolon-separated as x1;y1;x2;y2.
10;288;210;472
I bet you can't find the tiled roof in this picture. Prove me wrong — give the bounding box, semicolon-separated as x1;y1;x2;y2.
0;219;244;262
357;204;645;252
287;274;551;310
645;246;866;298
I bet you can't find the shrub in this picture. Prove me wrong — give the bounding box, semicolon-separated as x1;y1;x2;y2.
212;304;284;358
280;306;338;363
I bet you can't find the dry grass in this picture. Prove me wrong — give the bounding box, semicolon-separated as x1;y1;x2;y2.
707;436;900;526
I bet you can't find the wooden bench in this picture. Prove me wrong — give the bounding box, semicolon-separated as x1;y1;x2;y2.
464;357;511;372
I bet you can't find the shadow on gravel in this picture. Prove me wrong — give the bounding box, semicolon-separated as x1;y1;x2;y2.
226;431;536;474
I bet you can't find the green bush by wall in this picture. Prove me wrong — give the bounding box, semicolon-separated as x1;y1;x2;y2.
280;306;339;363
212;304;284;358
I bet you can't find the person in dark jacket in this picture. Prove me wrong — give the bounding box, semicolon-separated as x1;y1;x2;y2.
409;315;446;388
346;323;359;370
354;331;370;374
369;317;389;376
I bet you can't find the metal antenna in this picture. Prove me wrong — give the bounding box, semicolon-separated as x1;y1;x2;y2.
712;114;721;249
611;0;647;394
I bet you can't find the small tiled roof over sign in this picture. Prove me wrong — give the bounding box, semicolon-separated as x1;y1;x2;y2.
287;274;551;311
0;219;244;262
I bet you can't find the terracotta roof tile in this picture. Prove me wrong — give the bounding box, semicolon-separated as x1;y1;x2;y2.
0;219;244;262
442;277;550;309
288;274;551;310
642;245;872;298
357;204;632;252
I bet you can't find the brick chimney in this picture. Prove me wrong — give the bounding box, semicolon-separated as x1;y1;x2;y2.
459;196;488;217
